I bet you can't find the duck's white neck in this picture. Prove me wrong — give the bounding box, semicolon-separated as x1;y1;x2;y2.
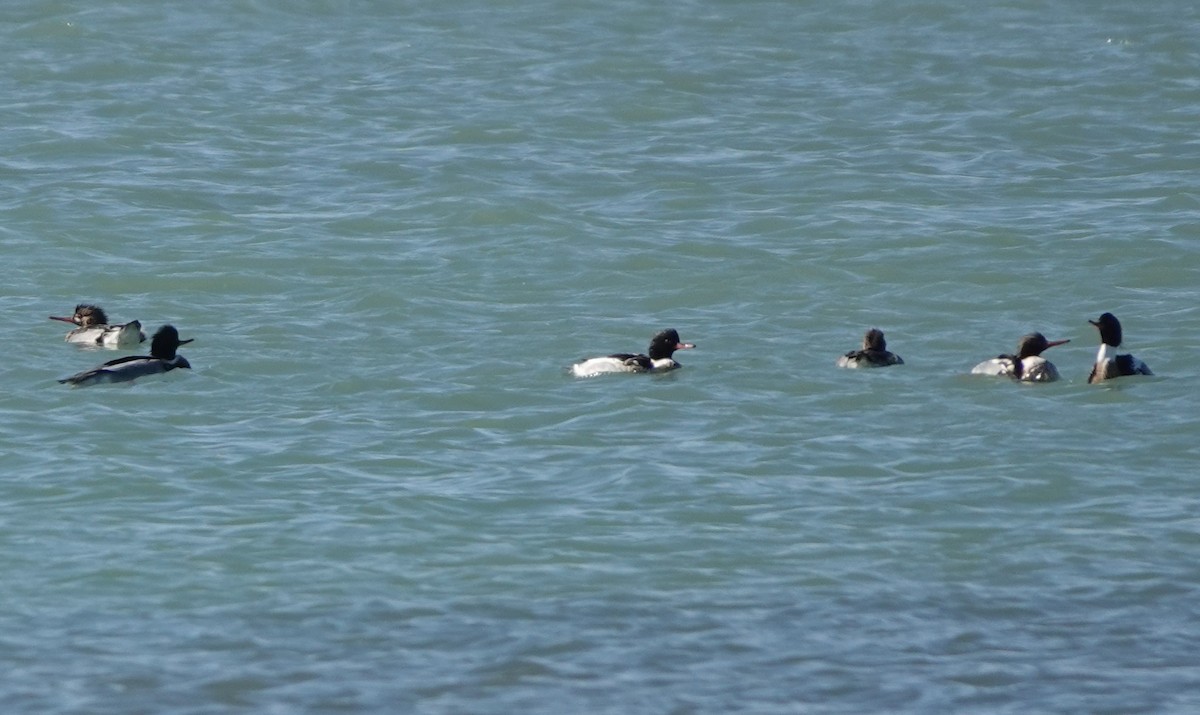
1096;343;1112;365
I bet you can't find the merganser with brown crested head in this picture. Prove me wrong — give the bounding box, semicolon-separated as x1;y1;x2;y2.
49;304;145;348
571;329;695;377
1088;312;1151;384
836;328;904;368
59;325;193;387
971;331;1069;382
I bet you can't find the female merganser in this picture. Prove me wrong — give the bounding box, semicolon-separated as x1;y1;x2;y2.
59;325;193;386
836;328;904;368
49;304;145;348
1087;312;1152;383
971;332;1069;382
571;329;695;377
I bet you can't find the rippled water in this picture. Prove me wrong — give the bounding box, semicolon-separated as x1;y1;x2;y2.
3;1;1200;712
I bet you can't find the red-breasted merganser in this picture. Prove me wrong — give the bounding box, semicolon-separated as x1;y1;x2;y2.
49;304;145;348
59;325;193;386
571;329;695;377
971;332;1069;382
1088;312;1152;383
836;328;904;368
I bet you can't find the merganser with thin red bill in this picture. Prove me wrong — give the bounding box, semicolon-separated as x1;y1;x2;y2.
49;304;145;348
971;332;1069;382
1088;312;1152;384
571;329;695;377
59;325;193;387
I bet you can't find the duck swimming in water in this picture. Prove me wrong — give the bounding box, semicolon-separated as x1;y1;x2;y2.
49;304;145;348
1087;312;1152;384
971;332;1069;382
59;325;193;387
571;329;695;377
836;328;904;368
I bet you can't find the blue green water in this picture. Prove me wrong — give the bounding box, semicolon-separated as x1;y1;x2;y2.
3;1;1199;712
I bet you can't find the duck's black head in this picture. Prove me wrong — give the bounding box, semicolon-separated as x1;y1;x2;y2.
863;328;887;352
150;325;194;360
648;329;695;360
1089;312;1122;347
1016;332;1069;359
